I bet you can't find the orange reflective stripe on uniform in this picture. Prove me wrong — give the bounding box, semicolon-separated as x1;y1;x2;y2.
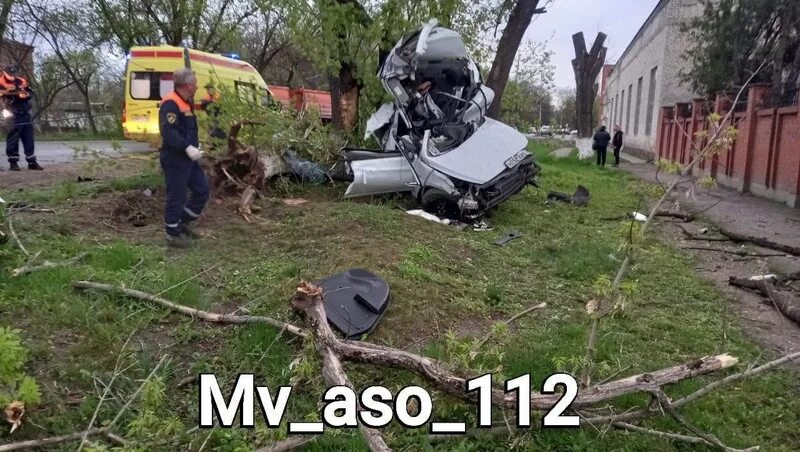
0;74;15;90
161;91;192;113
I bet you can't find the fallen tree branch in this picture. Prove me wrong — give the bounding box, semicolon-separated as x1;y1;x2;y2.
584;351;800;424
681;247;787;258
728;277;800;324
476;302;546;349
72;281;306;337
718;226;800;256
0;428;107;452
655;210;694;222
0;356;169;451
677;224;730;242
291;282;739;412
6;217;29;257
13;252;88;277
650;389;754;452
292;283;390;451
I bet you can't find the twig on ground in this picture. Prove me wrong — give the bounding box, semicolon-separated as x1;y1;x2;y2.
12;252;88;277
78;332;135;451
613;422;746;449
255;435;321;452
681;247;787;257
677;224;730;242
6;217;29;257
109;354;169;427
655;210;694;222
650;389;753;452
476;302;546;349
176;375;196;389
72;280;305;337
0;428;107;452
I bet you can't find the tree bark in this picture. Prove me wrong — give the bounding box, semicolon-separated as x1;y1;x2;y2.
78;86;98;134
0;0;14;42
572;32;607;137
292;283;391;451
486;0;544;119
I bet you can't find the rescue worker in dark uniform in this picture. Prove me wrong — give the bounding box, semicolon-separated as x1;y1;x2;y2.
199;83;226;142
159;68;209;248
1;65;42;171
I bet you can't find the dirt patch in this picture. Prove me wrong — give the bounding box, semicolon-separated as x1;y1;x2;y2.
0;158;154;191
111;190;163;227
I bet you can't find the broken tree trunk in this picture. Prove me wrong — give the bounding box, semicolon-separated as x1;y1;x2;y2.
572;32;607;137
728;276;800;325
291;283;390;451
717;226;800;256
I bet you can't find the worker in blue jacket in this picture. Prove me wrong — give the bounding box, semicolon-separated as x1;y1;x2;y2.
1;65;43;171
159;68;209;248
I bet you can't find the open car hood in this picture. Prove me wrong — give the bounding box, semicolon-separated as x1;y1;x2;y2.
422;118;529;184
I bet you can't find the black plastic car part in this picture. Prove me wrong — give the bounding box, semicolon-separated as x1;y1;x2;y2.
315;269;391;340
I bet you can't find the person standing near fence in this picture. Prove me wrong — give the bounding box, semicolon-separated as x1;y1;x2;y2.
1;65;43;171
159;68;209;248
612;125;624;167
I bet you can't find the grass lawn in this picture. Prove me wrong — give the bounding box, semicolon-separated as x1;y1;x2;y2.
1;142;798;450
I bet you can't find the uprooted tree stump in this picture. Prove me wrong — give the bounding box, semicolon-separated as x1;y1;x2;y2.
208;121;289;220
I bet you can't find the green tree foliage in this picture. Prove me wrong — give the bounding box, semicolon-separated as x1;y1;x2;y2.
499;39;555;130
202;81;344;163
553;87;576;129
0;328;41;409
682;0;800;98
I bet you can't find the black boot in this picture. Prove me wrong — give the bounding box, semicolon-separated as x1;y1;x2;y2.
28;161;43;170
9;161;20;171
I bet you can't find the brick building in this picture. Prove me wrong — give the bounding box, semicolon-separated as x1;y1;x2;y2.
602;0;704;159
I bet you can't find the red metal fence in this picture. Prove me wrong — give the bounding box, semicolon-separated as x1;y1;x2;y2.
656;84;800;208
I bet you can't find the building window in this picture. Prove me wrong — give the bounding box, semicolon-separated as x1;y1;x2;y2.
626;83;633;133
619;91;624;130
615;93;619;127
645;66;658;136
610;97;614;128
634;77;643;135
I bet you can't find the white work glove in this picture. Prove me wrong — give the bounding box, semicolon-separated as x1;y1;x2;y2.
185;145;203;161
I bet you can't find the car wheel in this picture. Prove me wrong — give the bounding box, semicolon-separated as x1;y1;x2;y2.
421;188;461;220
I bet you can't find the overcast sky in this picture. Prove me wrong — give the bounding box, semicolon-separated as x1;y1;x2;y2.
522;0;660;95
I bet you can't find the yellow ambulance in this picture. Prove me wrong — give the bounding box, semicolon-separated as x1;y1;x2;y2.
122;45;271;141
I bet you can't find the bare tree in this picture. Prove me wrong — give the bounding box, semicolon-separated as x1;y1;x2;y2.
571;31;606;137
23;1;101;133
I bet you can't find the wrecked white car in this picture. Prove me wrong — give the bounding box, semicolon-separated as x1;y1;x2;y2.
341;20;541;220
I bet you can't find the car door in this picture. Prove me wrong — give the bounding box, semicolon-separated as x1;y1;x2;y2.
343;152;417;198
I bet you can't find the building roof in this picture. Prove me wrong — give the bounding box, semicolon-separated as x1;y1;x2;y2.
610;0;670;72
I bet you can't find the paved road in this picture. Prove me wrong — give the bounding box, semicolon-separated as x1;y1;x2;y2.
0;140;153;170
